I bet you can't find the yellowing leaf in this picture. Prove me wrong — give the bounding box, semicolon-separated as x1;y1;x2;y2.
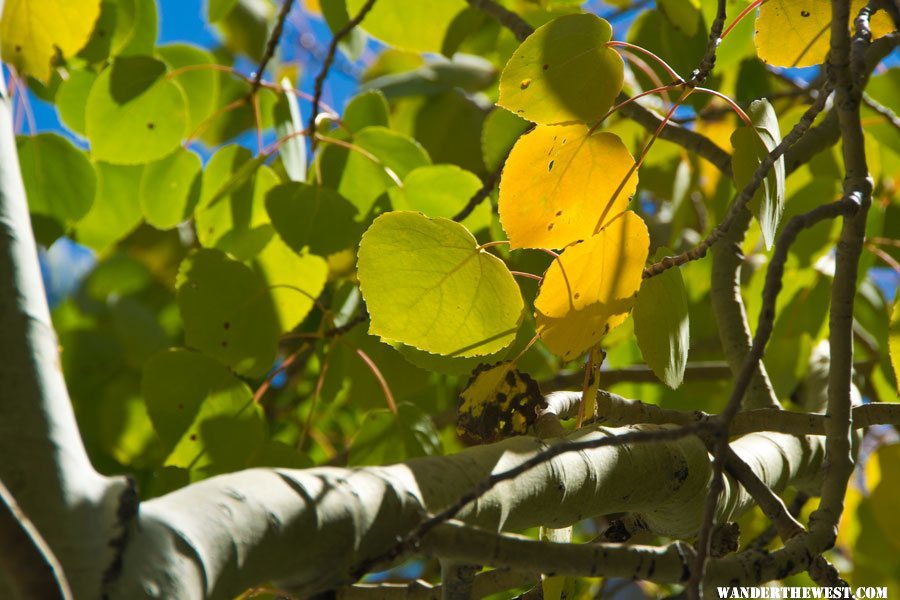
534;211;649;360
498;13;623;125
890;301;900;393
347;0;467;53
499;125;638;249
755;0;894;68
357;212;524;357
1;0;101;81
456;362;546;444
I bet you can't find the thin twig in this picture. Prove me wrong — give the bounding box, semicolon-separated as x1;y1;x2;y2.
308;0;378;151
453;159;506;222
643;88;830;280
357;422;712;578
251;0;296;94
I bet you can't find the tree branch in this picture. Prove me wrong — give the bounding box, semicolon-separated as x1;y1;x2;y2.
0;50;127;598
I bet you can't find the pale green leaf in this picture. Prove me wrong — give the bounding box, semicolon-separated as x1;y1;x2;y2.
85;56;188;164
253;236;329;332
498;13;623;125
139;148;203;229
358;212;523;357
76;162;143;252
633;248;690;389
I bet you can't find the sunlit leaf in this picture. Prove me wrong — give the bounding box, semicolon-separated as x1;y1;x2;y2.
456;362;546;444
157;43;220;132
500;124;638;249
658;0;701;36
1;0;101;81
482;108;529;172
731;99;785;250
139;148;203;229
633;248;690;389
17;133;96;245
76;162;143;252
342;89;390;133
195;145;276;260
253;236;328;332
534;211;649;360
142;348;265;474
176;248;280;377
387;164;483;222
346;0;468;53
85;56;188;164
358;212;524;357
755;0;894;68
319;126;431;216
498;13;623;125
57;70;97;136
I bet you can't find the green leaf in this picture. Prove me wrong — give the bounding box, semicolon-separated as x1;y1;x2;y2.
208;0;239;21
319;0;367;61
319;126;431;216
139;148;203;229
387;164;491;233
731;99;785;250
57;69;97;136
498;13;623;125
482;108;529;172
358;211;524;357
17;133;96;245
400;91;485;173
85;55;188;164
633;249;690;389
346;0;468;53
658;0;701;36
76;162;144;252
78;0;158;64
176;248;280;377
274;77;307;183
195;145;276;260
349;403;442;466
253;236;329;332
142;349;266;474
157;43;220;132
216;0;274;61
343;90;390;133
388;165;481;217
265;182;362;256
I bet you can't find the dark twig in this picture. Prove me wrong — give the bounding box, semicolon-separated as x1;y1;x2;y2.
251;0;296;94
453;158;507;222
465;0;533;42
690;0;727;84
643;89;830;280
308;0;377;151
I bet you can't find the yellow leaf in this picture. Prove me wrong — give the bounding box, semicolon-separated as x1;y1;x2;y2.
499;124;638;250
1;0;101;81
456;362;546;444
755;0;894;68
534;211;649;360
